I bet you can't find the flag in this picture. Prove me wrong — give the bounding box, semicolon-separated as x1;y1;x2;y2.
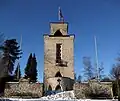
58;7;64;22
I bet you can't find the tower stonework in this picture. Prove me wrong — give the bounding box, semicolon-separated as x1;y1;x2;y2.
44;22;74;93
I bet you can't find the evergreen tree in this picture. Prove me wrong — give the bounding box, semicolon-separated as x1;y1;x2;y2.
0;33;4;95
1;39;22;76
24;53;37;82
14;63;21;81
30;53;37;82
24;53;32;78
0;33;4;59
0;38;22;94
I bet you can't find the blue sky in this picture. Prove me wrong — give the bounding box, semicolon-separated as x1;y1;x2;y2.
0;0;120;82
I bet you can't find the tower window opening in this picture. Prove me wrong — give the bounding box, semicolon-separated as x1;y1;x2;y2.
48;85;52;91
55;71;62;77
56;43;68;67
56;43;62;63
54;30;63;36
55;85;61;92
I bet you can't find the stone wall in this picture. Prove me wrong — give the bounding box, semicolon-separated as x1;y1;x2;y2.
44;22;75;92
46;77;74;91
73;82;88;99
73;81;113;99
44;35;74;80
4;78;43;98
50;23;68;35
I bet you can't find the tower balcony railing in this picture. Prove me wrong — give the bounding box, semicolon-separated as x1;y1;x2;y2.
56;59;68;67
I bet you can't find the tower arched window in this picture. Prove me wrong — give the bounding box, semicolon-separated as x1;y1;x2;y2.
48;85;52;91
56;43;62;63
55;85;61;92
54;30;63;36
55;71;62;77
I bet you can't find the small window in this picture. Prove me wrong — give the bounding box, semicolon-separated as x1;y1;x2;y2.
54;30;63;36
55;85;61;91
55;71;62;77
56;44;62;63
48;85;52;91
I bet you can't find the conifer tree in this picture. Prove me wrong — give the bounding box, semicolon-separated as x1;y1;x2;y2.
14;63;21;81
30;53;37;82
24;53;37;82
0;38;22;94
0;33;4;59
1;39;22;76
24;53;32;78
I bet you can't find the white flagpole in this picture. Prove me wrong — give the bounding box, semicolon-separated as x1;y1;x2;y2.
58;7;61;21
20;34;22;50
17;35;22;80
94;36;99;81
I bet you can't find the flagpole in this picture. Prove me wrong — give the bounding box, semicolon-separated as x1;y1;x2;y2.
20;34;22;50
58;7;64;23
58;7;60;21
94;36;99;81
17;35;22;80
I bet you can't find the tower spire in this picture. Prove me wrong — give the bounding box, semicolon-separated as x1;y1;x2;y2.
58;7;64;23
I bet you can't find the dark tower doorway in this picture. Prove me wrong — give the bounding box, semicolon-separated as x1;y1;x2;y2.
48;85;52;91
55;85;61;92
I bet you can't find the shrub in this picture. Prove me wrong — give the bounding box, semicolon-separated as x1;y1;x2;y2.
84;82;112;99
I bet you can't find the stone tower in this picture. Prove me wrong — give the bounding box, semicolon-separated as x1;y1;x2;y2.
44;22;74;93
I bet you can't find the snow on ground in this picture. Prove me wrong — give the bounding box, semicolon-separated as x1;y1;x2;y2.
40;90;75;100
1;90;118;101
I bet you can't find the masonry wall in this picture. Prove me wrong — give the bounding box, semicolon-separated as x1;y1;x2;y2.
4;78;43;98
44;22;75;93
46;77;74;91
44;36;74;79
73;81;113;99
44;35;75;92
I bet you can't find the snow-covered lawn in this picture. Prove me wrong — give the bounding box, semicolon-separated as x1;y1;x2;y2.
1;90;118;101
2;99;118;101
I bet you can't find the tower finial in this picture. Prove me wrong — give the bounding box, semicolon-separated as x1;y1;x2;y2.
58;7;64;23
